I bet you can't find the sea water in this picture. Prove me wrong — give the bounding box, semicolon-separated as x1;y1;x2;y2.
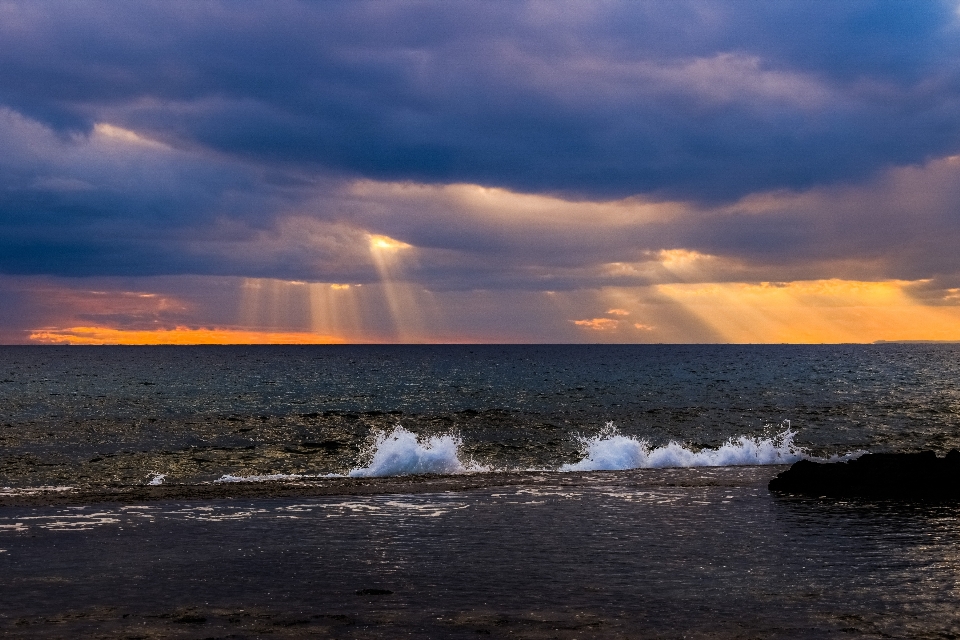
0;344;958;637
1;343;958;486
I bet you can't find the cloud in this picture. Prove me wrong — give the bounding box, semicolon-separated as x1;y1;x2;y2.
5;99;960;302
92;122;171;149
2;1;960;201
0;107;379;280
676;155;960;295
573;317;620;331
2;2;960;342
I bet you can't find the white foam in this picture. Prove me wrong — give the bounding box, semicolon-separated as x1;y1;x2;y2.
561;423;805;472
814;450;866;463
147;474;165;486
0;485;74;496
214;473;305;483
196;421;854;482
348;426;487;477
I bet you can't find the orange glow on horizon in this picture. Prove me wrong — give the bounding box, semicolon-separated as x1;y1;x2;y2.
28;326;347;345
656;279;960;343
15;278;960;345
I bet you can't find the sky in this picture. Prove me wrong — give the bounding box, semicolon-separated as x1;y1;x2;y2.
3;0;960;344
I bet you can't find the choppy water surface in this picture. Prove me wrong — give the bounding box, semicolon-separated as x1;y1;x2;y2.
1;344;959;487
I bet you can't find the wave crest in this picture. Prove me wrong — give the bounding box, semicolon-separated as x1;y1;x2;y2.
560;423;804;472
348;426;487;478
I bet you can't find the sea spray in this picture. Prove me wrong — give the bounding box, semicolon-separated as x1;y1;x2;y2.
209;423;852;481
348;425;487;477
561;422;805;471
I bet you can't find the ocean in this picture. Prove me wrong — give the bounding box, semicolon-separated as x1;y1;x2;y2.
1;344;958;637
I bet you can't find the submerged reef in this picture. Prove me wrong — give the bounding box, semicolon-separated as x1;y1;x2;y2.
769;450;960;499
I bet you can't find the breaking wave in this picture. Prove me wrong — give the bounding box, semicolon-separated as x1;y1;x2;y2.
348;426;488;477
206;423;847;481
561;423;805;472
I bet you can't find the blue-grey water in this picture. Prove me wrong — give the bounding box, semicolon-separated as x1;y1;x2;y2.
2;344;960;485
1;344;958;637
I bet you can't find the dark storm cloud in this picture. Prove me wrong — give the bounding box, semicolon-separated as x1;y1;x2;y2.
0;107;299;277
677;157;960;278
3;0;960;290
3;1;960;201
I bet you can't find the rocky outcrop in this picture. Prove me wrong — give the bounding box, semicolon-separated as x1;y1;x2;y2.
769;450;960;499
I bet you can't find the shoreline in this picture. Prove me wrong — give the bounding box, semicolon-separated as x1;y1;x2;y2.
0;465;786;508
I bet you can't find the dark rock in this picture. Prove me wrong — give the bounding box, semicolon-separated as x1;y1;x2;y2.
769;450;960;499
